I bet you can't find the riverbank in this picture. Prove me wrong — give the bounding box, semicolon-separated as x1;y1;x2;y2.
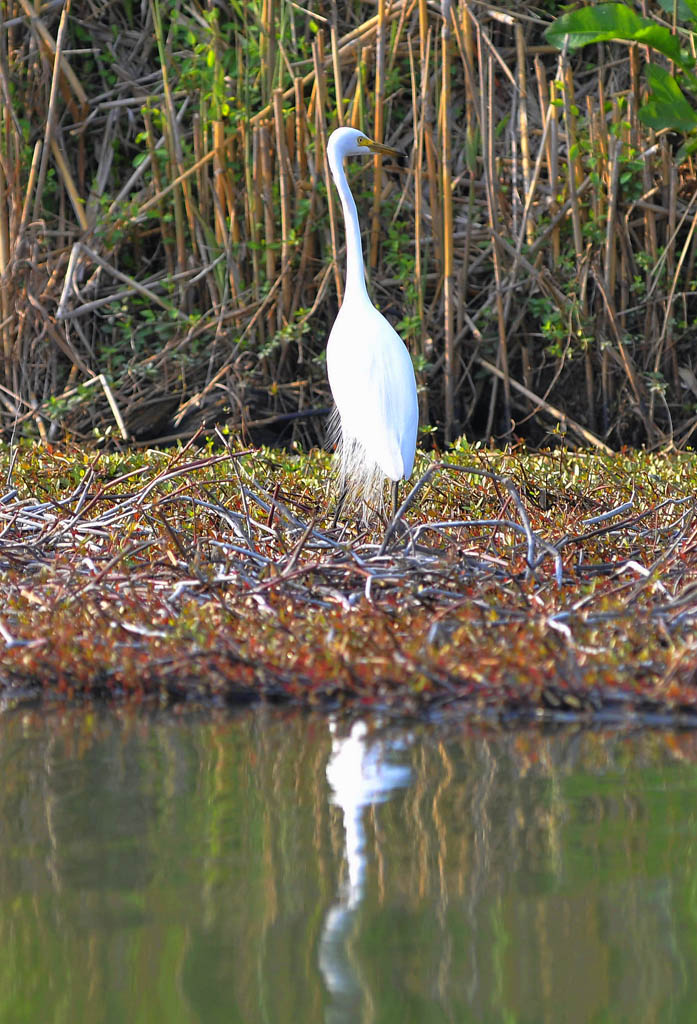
1;440;696;723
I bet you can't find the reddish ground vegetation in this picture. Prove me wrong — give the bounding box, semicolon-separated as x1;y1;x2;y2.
1;441;697;724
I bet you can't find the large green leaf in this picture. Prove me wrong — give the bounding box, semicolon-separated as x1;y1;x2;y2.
545;3;693;69
639;61;697;131
655;0;697;24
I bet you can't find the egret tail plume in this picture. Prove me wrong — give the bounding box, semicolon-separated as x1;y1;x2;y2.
328;406;386;509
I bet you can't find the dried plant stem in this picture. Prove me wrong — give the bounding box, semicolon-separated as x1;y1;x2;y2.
410;30;429;384
314;35;342;304
441;1;455;444
369;0;386;271
32;2;70;226
562;60;583;261
516;23;533;246
273;89;293;317
481;45;510;439
329;3;344;125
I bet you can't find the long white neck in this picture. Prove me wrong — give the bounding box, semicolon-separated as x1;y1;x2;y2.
328;149;369;304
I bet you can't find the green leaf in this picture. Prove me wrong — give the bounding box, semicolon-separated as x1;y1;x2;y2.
676;134;697;160
639;62;697;132
655;0;697;25
545;3;693;70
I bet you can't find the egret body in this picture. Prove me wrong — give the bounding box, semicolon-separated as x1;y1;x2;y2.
326;127;418;515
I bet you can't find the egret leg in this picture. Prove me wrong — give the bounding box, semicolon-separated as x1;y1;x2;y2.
391;480;399;520
332;485;348;527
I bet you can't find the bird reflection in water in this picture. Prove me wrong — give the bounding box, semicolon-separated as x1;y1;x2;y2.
319;720;412;1022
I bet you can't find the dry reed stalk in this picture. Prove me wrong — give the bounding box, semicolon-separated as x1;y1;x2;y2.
143;106;175;280
217;121;243;312
290;78;316;315
585;97;600;227
387;0;412;78
313;34;343;305
479;37;511;439
329;1;344;126
49;135;88;233
441;1;455;444
79;244;189;323
369;0;386;271
294;77;308;183
107;94;190;218
593;267;653;440
131;149;217;223
591;73;612;426
290;86;321;317
261;0;276;104
246;123;262;308
641;145;660;372
273;89;293;317
32;1;69;227
654;191;697;389
477;356;613;453
0;112;13;383
16;0;87;119
617;100;632;336
250;0;410;128
535;57;560;267
4;0;694;449
515;23;533;247
259;121;278;335
666;156;679;388
407;38;426;428
311;26;326;122
629;43;641;151
193;114;207;225
604;113;621;300
409;31;429;374
457;4;478;344
595;73;610;207
26;290;91;377
503;85;558;354
561;61;583;261
359;45;375;129
17;138;41;242
212;120;228;250
423;121;442;273
151;0;188;287
344;45;361;127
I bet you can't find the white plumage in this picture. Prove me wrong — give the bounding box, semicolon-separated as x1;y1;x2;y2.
326;127;418;509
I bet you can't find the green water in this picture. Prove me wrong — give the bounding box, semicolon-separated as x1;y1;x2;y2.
1;708;697;1023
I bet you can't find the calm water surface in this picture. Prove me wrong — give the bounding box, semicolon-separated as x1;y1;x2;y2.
2;707;697;1023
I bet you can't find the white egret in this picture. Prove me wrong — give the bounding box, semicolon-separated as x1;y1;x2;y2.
326;127;418;518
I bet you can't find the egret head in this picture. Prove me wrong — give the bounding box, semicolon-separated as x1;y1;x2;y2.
327;127;400;164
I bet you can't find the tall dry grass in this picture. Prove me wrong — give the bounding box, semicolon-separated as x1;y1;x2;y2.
0;0;694;451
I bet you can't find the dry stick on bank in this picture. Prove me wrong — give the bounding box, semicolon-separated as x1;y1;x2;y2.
2;445;697;716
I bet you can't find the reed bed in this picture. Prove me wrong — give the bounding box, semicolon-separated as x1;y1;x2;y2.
2;441;697;720
1;0;696;451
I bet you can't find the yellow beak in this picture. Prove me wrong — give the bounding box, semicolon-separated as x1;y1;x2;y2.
359;137;401;159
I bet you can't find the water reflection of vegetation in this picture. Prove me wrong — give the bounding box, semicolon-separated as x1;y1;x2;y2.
1;711;697;1022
